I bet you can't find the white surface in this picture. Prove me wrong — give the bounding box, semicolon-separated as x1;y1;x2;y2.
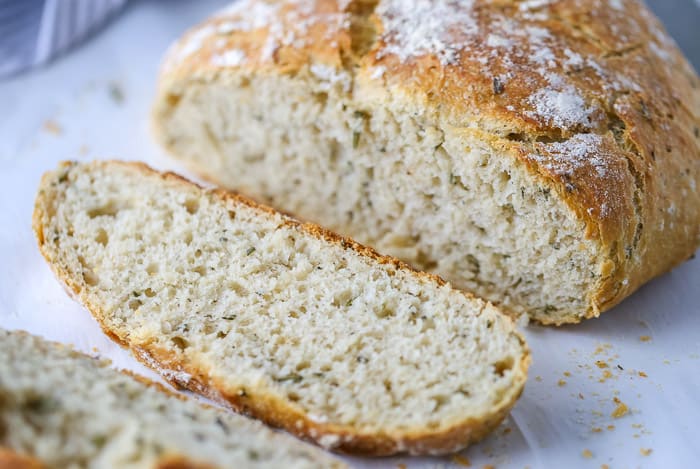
1;2;698;468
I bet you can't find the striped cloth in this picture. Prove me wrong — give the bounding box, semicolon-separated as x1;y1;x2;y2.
0;0;127;77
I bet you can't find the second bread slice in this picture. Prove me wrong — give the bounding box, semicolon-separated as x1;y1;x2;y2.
33;161;529;456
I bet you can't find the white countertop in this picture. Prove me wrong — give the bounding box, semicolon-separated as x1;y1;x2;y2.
1;1;698;468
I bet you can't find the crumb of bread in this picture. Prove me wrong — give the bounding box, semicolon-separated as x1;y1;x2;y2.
43;120;62;135
640;448;652;456
639;335;651;342
582;449;593;458
611;398;629;418
452;454;471;466
557;379;566;387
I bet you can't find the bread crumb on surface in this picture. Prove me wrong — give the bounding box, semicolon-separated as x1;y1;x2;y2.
43;119;62;135
582;449;593;458
557;379;566;387
639;335;652;342
607;425;615;431
599;370;613;382
452;454;471;466
397;464;407;469
611;398;629;418
535;376;542;382
640;448;653;456
595;360;609;368
591;427;602;433
563;371;571;377
601;465;610;469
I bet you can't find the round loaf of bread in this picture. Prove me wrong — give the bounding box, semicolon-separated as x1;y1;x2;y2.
152;0;700;324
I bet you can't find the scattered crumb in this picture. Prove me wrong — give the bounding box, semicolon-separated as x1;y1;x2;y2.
611;398;629;418
607;425;615;431
663;360;670;365
452;454;471;466
591;427;602;433
482;465;495;469
582;449;593;458
632;423;643;429
578;393;585;400
108;82;125;104
535;376;542;382
397;464;407;469
633;433;640;438
563;371;571;377
595;360;609;368
594;344;612;355
601;465;610;469
558;379;567;387
640;335;651;342
43;119;62;135
599;370;613;382
502;427;512;435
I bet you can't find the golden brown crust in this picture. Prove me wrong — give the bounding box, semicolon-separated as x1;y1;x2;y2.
155;0;700;324
33;160;530;456
0;449;45;469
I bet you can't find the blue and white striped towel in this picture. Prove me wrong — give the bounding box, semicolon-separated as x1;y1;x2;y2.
0;0;127;78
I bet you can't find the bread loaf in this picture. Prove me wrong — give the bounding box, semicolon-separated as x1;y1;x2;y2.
152;0;700;324
0;328;344;468
33;161;529;456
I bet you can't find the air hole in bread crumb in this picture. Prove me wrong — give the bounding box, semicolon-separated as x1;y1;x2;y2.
94;228;109;246
193;265;207;276
432;395;449;411
493;357;515;377
184;198;199;214
171;336;189;350
184;232;193;245
144;288;156;298
146;263;159;275
295;361;311;372
228;210;236;220
228;281;248;296
195;249;202;258
128;299;142;310
83;270;99;287
376;304;396;319
87;201;121;218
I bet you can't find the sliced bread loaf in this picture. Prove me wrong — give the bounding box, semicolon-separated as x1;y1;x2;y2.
0;328;344;469
152;0;700;324
33;161;529;456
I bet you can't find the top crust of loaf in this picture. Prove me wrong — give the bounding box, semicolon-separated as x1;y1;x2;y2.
156;0;700;321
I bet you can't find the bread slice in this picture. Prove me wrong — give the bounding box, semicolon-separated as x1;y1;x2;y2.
152;0;700;324
0;328;344;469
33;160;529;456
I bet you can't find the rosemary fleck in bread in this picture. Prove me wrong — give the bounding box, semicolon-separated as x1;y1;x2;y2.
0;329;344;469
152;0;700;324
33;161;529;456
